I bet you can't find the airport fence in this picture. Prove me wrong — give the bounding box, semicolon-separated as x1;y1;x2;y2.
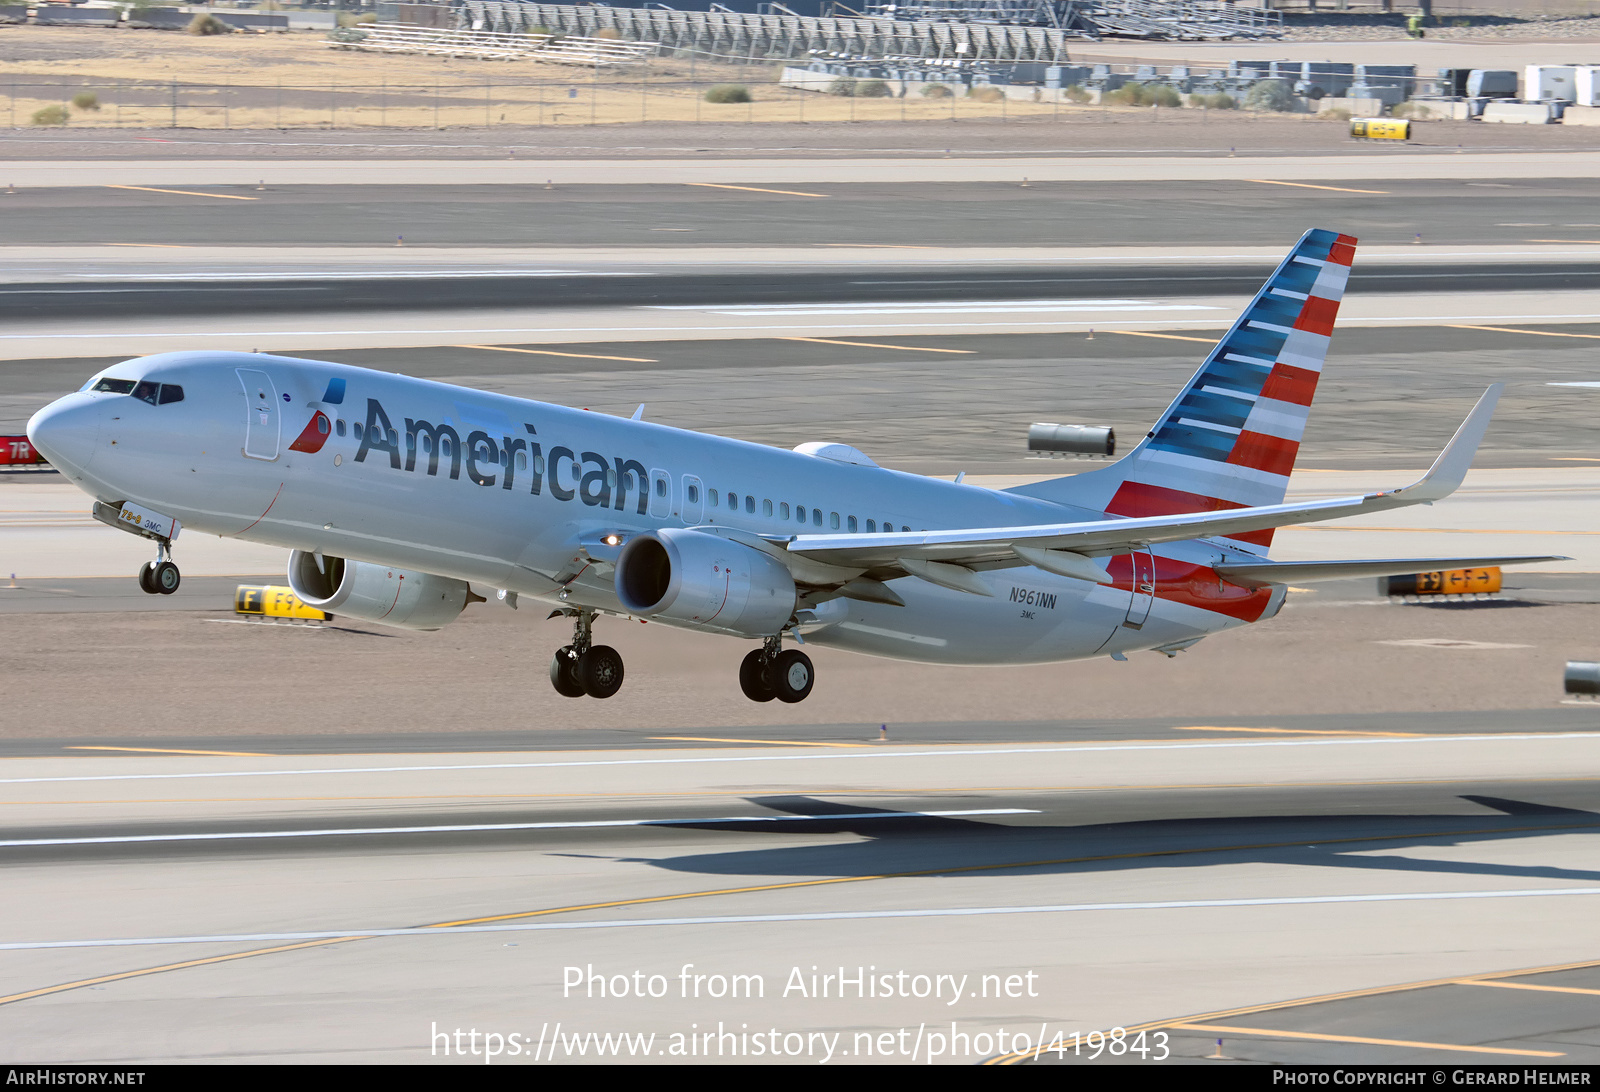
1;72;1117;129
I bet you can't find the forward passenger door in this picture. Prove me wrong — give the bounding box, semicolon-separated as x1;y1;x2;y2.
236;368;280;461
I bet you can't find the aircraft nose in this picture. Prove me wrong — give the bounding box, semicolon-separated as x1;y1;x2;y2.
27;394;102;475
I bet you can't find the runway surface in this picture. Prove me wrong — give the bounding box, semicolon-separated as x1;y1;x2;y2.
6;177;1600;250
15;259;1600;320
7;144;1600;1065
9;152;1600;189
7;323;1600;470
3;736;1599;1063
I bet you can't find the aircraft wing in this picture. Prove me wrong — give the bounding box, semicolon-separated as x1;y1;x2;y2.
787;385;1509;577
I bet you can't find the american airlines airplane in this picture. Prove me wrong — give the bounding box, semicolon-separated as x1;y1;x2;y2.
27;229;1562;704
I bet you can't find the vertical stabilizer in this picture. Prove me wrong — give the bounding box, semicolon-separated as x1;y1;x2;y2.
1007;228;1356;555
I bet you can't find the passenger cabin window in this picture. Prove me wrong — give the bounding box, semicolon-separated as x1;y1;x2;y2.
655;478;668;498
762;499;772;516
728;492;738;511
779;502;789;520
830;512;840;530
866;520;876;532
746;495;756;515
813;509;823;527
847;516;857;532
686;484;700;504
709;489;719;507
795;506;806;524
335;419;346;437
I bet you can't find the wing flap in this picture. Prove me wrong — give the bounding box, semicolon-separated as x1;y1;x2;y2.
1216;556;1569;587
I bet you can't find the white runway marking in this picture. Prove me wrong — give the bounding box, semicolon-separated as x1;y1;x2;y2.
6;732;1599;786
647;299;1222;316
0;808;1037;848
1377;639;1532;650
2;314;1598;347
8;887;1600;951
85;270;643;282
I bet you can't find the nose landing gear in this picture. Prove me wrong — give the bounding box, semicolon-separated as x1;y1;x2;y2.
739;635;813;704
90;501;181;596
547;609;625;699
137;545;180;596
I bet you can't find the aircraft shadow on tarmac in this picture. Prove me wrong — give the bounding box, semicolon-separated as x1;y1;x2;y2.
630;794;1600;884
14;794;1600;883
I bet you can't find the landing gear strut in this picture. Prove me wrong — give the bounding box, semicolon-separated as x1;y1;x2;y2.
548;609;624;699
137;541;180;596
739;635;813;704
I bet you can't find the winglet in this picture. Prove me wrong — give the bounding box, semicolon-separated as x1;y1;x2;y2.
1387;383;1502;504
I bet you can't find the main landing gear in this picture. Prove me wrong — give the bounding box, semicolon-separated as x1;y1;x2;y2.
548;609;624;700
739;636;814;704
137;542;180;595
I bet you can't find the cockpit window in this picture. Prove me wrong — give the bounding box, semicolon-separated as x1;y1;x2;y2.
90;377;184;404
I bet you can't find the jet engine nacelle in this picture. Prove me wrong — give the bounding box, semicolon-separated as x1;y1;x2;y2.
287;550;472;631
614;528;797;638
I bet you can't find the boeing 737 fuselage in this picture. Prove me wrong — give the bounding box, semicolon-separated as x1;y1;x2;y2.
26;230;1564;703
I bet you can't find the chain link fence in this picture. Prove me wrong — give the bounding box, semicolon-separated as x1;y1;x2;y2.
4;69;1075;129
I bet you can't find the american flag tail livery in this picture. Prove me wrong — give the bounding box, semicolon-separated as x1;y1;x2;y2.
1013;228;1357;556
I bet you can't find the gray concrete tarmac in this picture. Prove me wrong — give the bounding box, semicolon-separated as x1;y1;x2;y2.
6;152;1600;1061
8;324;1600;472
5;257;1600;320
7;178;1600;250
2;744;1598;1064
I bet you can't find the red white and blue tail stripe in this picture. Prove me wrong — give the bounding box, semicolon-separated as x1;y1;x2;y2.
1019;228;1355;556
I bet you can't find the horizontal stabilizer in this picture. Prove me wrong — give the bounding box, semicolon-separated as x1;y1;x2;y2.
1216;555;1569;587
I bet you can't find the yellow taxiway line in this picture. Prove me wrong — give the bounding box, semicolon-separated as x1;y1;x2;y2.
1170;1023;1561;1058
685;183;827;198
457;344;657;363
104;185;257;201
779;336;975;354
1245;179;1389;195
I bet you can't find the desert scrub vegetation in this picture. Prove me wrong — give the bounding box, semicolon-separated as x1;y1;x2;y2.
31;104;69;126
1187;91;1238;109
71;91;99;112
853;79;891;98
703;84;751;103
919;83;952;98
1104;81;1182;107
1243;79;1295;112
187;13;231;35
967;85;1004;103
